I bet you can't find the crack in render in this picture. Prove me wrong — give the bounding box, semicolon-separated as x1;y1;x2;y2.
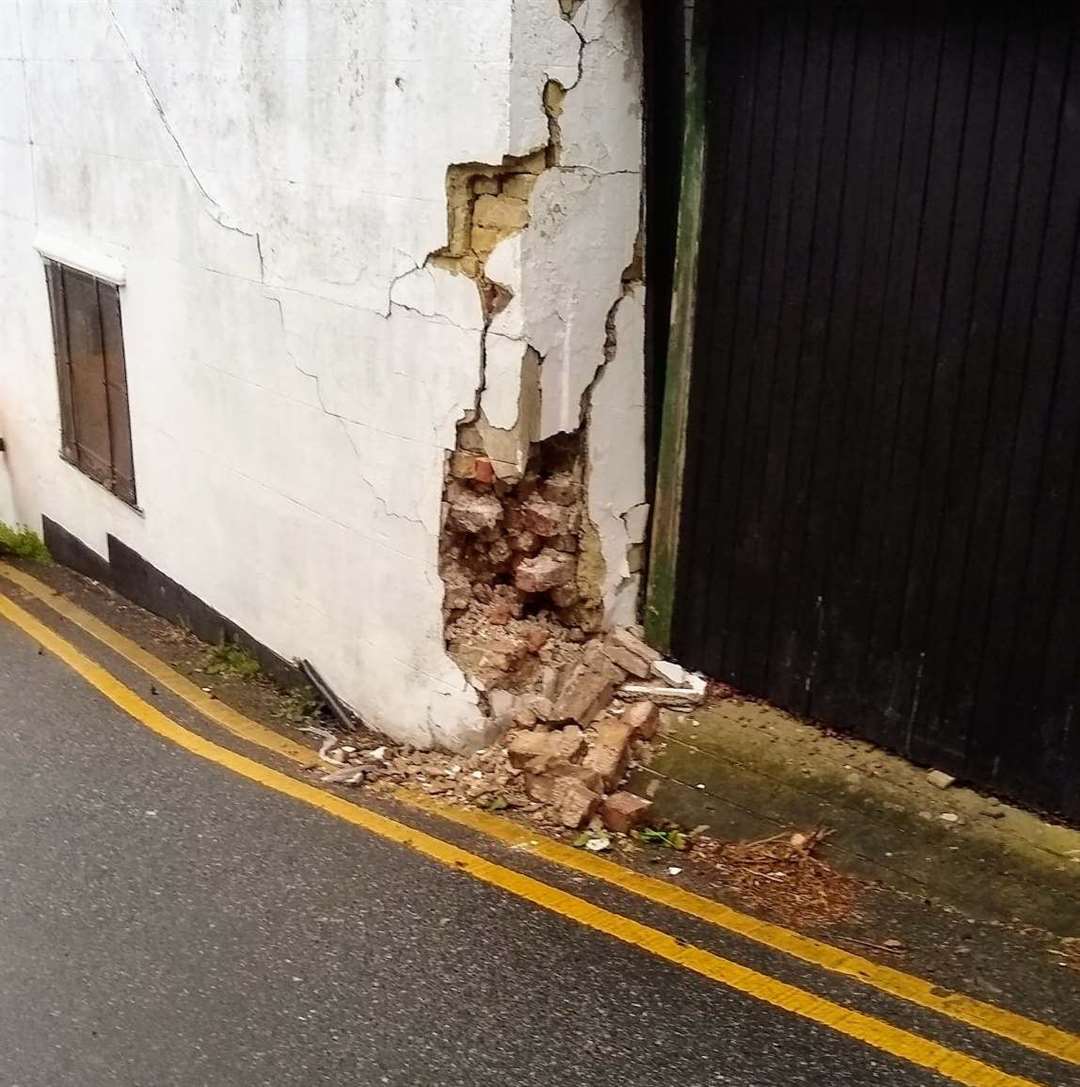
267;294;427;531
577;262;642;434
383;259;423;319
557;0;588;90
106;1;260;256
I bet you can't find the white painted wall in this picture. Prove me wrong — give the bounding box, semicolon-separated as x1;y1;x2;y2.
0;0;645;748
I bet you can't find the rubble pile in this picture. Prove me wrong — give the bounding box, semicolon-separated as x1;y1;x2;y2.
482;624;708;828
306;622;709;832
318;431;706;830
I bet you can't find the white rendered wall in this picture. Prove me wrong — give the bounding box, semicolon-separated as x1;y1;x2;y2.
0;0;645;748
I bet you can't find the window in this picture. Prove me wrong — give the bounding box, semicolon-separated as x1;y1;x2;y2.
44;259;136;506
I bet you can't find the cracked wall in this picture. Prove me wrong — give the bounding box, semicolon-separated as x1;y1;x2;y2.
0;0;645;751
438;0;646;698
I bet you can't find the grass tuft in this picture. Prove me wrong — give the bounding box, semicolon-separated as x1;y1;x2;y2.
204;640;261;679
0;522;51;564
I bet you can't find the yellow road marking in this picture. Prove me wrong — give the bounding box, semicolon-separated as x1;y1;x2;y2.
2;561;1078;1071
0;588;1055;1087
399;795;1080;1068
0;562;317;769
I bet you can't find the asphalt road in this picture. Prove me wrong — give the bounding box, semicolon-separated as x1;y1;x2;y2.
0;617;1041;1086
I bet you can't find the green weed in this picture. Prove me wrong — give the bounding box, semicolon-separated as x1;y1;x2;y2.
0;522;51;563
632;826;692;851
273;687;325;722
204;640;261;679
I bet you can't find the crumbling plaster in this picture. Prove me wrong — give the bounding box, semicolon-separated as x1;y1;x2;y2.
476;0;646;623
0;0;646;749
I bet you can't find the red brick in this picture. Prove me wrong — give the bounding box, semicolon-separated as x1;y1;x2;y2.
552;777;601;828
600;791;653;834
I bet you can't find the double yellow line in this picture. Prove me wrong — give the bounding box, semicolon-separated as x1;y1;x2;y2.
0;561;1075;1087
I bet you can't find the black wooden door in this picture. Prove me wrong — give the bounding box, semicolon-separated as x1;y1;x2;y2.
672;0;1080;818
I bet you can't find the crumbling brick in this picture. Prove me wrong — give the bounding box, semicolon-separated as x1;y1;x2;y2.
488;689;515;728
602;643;652;679
525;693;554;721
488;599;516;626
450;450;475;479
517;148;548;174
443;567;473;613
549;584;579;609
450;450;496;483
452;630;529;690
472;177;500;196
541;473;581;506
441;428;605;698
609;627;662;666
470;225;504;255
508;529;542;553
551;655;624;727
473;194;529;233
447;490;503;535
521;495;577;537
507;725;585;768
600;791;652;834
596;716;635;751
583;717;634;788
552;776;601;828
524;762;603;804
500;174;536;200
522;625;550;653
621;700;660;739
539;666;560;700
507;731;553;767
512;705;538;729
488;538;512;567
550;724;586;760
514;548;576;593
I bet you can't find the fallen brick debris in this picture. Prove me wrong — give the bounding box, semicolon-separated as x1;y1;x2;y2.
292;646;861;926
298;620;711;832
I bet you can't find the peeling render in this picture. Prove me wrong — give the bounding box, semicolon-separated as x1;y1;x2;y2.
2;0;645;753
437;0;648;707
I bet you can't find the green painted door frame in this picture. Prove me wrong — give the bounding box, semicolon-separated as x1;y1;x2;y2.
644;7;707;653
